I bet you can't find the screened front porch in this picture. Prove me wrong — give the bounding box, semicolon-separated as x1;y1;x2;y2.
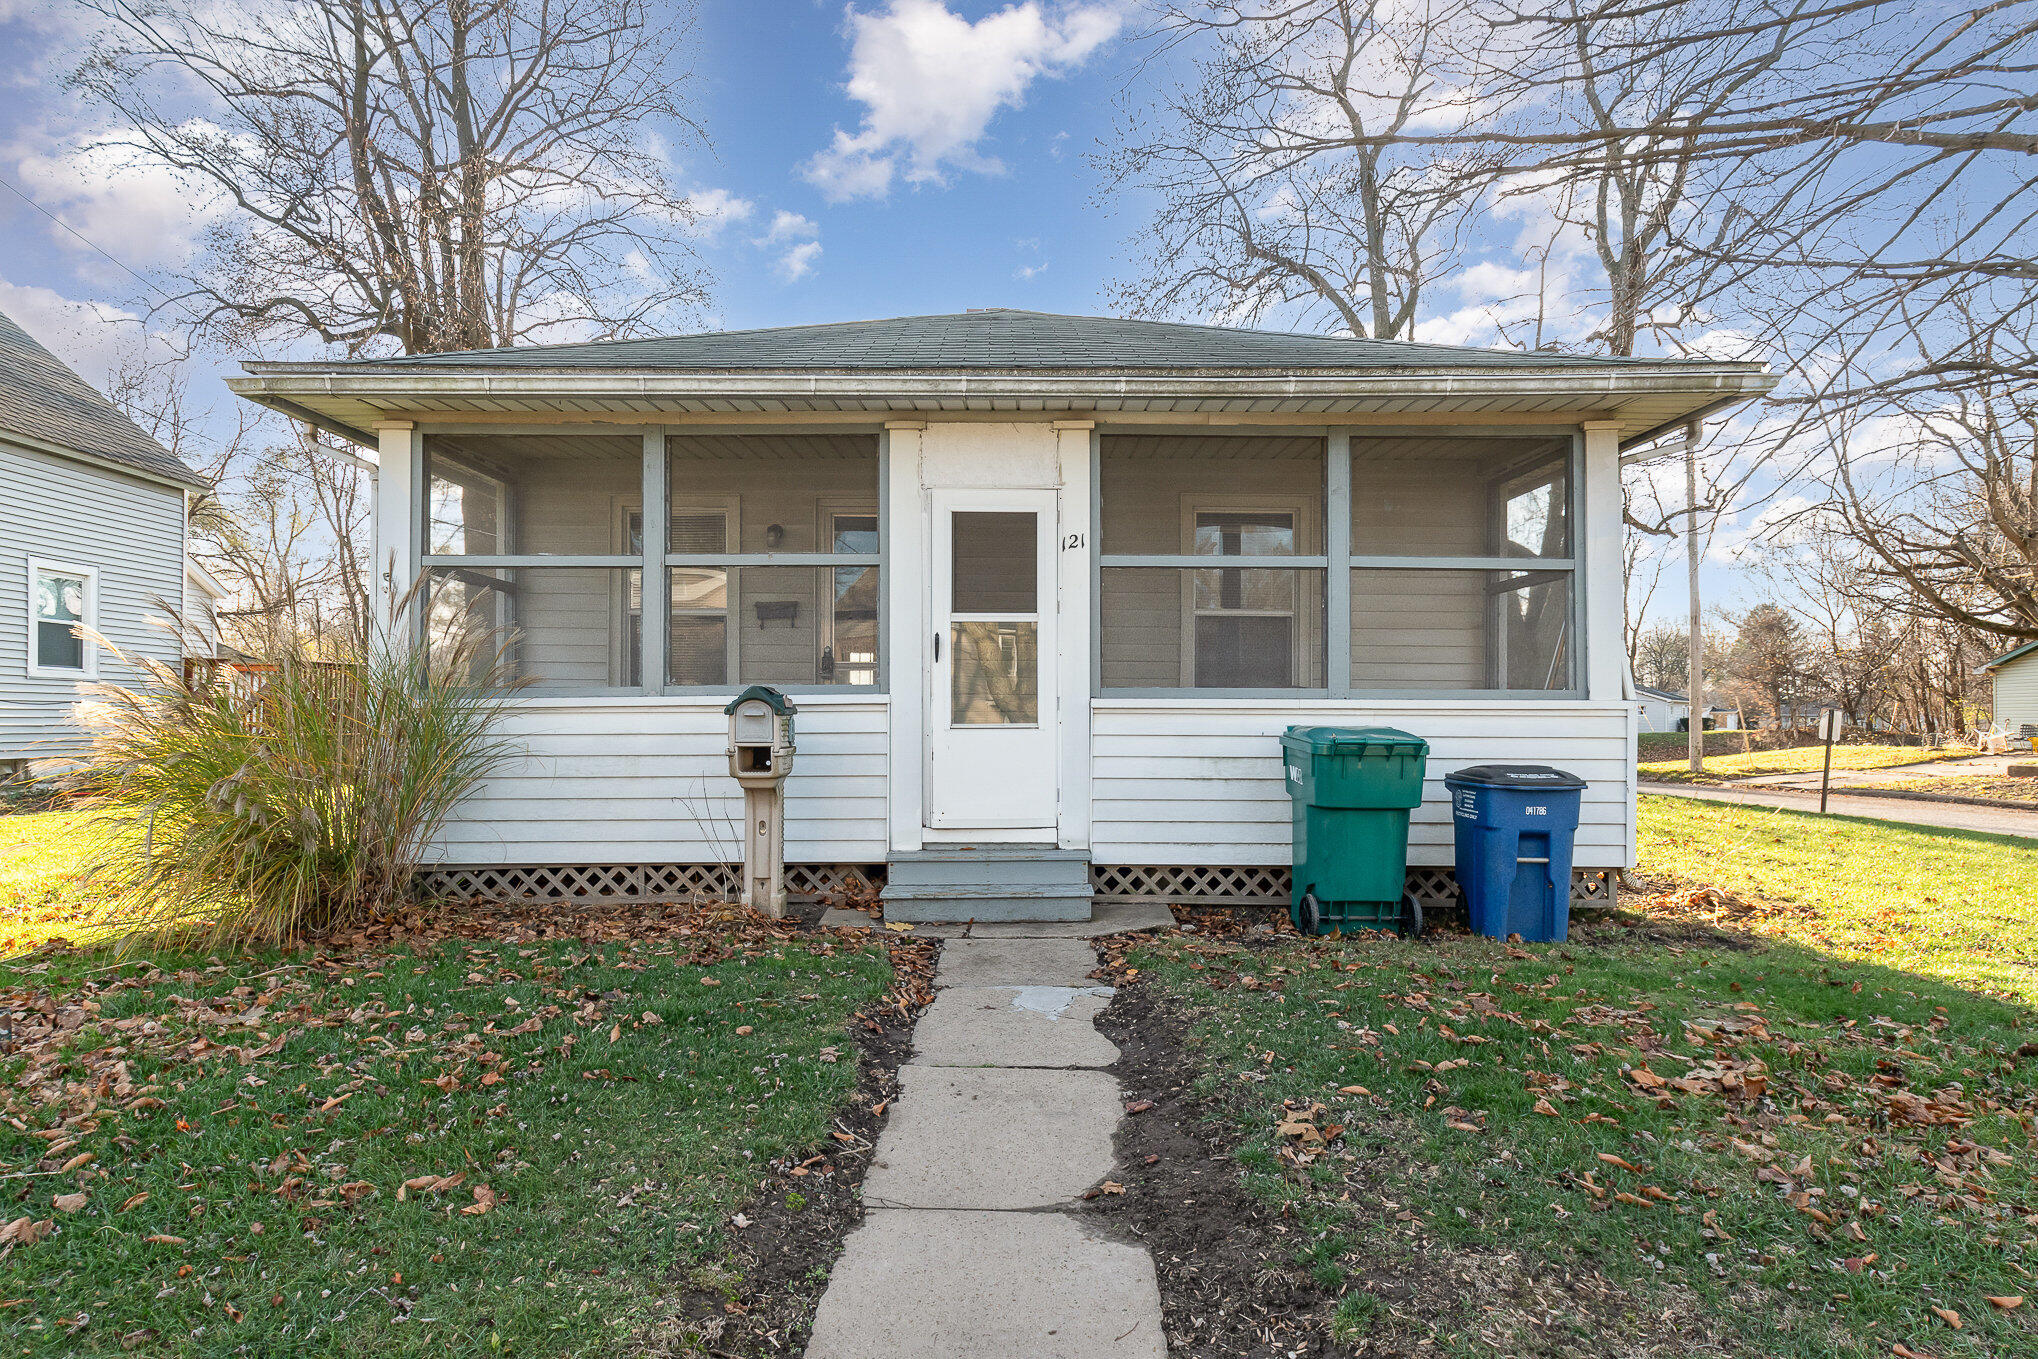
420;431;882;694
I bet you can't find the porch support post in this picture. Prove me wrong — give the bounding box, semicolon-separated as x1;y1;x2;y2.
1580;420;1625;700
641;428;666;694
884;421;927;854
1054;420;1094;852
1326;431;1351;695
373;421;422;639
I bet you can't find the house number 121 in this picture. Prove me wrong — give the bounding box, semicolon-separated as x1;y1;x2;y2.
1063;533;1085;550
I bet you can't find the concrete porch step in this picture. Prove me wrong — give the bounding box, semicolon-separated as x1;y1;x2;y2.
884;847;1094;923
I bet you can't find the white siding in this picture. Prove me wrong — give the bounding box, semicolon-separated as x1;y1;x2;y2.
430;696;889;864
1;440;185;760
1090;699;1636;869
1996;655;2038;731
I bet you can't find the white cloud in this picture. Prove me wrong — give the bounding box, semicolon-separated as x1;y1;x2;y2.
776;240;823;282
0;279;181;388
755;210;820;246
803;0;1122;202
683;187;756;239
11;133;229;271
1014;261;1048;280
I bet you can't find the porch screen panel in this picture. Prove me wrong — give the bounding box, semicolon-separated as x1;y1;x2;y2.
1343;434;1577;694
425;434;640;556
1350;569;1573;691
665;433;882;690
1098;434;1328;692
425;566;639;690
417;433;652;693
1349;436;1571;559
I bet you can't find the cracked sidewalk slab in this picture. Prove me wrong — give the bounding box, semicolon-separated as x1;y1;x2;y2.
933;936;1102;988
912;985;1118;1068
863;1064;1122;1210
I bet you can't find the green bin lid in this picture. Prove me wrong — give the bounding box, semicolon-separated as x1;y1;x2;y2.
1280;725;1429;757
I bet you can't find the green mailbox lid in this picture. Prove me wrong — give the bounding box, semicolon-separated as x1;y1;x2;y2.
1281;725;1429;757
724;684;798;717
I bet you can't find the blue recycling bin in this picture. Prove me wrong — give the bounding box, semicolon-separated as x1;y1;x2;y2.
1443;765;1587;943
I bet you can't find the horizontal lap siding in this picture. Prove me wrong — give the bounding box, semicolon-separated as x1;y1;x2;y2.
1;443;185;760
1090;702;1634;868
429;700;889;864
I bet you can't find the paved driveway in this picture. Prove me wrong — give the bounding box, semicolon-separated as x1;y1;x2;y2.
1640;779;2038;840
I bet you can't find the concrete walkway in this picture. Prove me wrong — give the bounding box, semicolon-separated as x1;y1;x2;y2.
805;929;1166;1359
1641;779;2038;840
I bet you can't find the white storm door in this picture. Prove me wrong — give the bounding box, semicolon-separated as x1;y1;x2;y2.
927;490;1059;829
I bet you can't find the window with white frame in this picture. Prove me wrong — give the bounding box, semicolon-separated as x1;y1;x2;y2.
28;560;96;677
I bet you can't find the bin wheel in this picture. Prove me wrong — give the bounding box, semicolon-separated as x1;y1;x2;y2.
1400;893;1424;938
1295;892;1323;937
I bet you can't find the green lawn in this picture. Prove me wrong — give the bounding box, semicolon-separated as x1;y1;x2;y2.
0;811;112;955
1;812;899;1356
1638;794;2038;1004
1111;793;2038;1356
1639;744;1970;784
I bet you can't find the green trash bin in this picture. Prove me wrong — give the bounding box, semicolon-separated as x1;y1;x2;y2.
1280;726;1430;936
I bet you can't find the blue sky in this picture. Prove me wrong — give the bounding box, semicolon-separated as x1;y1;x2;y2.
0;1;1147;372
0;0;1762;630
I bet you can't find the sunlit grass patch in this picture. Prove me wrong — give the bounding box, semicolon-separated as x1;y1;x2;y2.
0;810;125;955
1638;795;2038;1005
1639;744;1970;784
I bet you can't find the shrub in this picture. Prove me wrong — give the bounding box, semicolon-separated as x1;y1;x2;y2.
60;626;521;949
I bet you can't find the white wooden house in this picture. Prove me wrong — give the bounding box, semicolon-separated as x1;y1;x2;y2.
227;311;1772;919
1;308;209;778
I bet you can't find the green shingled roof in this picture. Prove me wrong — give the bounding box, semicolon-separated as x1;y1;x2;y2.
0;309;207;488
265;309;1706;374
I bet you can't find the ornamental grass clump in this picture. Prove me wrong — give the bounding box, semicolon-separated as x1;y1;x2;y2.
65;626;522;949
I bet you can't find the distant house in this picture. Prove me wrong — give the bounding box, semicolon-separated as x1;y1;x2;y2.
1633;684;1737;733
1983;640;2038;738
227;309;1771;918
0;309;209;777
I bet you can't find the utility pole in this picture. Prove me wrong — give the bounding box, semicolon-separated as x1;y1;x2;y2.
1684;421;1705;777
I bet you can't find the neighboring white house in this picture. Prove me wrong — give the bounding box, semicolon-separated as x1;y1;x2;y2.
226;310;1772;917
0;309;209;778
1982;640;2038;739
1633;684;1739;733
181;559;231;668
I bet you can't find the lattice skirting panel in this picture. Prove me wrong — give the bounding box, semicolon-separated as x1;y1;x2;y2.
420;863;886;906
1092;864;1617;908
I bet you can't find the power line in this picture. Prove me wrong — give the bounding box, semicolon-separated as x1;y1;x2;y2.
0;169;167;300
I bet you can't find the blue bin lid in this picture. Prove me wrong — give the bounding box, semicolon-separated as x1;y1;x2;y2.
1281;725;1429;756
1443;764;1586;790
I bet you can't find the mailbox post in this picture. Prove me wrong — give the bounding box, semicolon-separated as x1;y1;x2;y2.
725;685;797;918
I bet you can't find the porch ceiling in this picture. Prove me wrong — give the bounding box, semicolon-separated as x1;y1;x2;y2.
225;367;1774;454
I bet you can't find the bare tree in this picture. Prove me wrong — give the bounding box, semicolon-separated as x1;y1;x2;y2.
72;0;713;355
1825;341;2038;647
105;349;373;655
1106;0;1493;337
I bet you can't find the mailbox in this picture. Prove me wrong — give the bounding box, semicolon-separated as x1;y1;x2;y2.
724;686;797;918
727;684;797;783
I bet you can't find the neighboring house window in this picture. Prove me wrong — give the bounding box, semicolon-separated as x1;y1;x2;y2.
28;560;96;677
